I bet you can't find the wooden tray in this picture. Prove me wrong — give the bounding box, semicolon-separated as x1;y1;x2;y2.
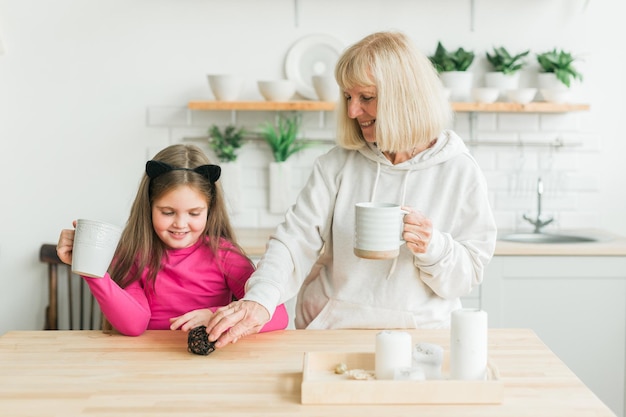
301;351;503;405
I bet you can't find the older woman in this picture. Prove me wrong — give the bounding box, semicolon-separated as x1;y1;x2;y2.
206;31;497;346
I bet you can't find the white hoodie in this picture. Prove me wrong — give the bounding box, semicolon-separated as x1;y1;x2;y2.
244;130;497;329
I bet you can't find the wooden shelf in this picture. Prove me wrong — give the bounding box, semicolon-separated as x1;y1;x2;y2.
188;100;335;111
452;102;590;113
188;100;589;113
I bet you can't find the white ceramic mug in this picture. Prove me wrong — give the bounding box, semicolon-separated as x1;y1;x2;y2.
354;202;408;260
71;219;122;278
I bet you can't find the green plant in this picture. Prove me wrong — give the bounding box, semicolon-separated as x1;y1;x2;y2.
428;41;475;72
485;46;530;75
536;48;583;88
208;124;246;162
260;114;311;163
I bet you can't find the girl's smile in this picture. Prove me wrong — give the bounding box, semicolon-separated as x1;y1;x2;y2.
151;185;208;249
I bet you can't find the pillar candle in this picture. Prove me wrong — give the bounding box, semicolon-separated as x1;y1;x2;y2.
450;308;488;380
375;330;412;380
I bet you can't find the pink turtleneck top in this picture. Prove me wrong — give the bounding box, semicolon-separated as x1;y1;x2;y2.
82;237;289;336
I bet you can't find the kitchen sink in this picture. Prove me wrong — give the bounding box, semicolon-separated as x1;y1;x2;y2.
499;232;598;244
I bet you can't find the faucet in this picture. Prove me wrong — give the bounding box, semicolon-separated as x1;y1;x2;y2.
523;177;554;233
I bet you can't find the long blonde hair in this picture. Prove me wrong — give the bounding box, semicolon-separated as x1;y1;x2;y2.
109;144;241;290
335;31;452;153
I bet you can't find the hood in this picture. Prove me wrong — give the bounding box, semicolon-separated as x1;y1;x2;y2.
356;130;469;171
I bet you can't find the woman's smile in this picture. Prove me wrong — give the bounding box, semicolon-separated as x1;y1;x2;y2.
345;86;378;143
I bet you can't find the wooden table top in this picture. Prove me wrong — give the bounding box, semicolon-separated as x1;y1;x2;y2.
0;329;617;417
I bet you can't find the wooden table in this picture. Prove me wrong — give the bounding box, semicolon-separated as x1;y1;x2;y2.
0;329;617;417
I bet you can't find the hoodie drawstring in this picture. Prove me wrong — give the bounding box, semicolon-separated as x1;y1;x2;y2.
370;162;381;202
400;169;411;206
386;170;412;279
369;162;412;280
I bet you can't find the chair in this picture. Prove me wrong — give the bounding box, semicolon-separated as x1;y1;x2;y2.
39;244;101;330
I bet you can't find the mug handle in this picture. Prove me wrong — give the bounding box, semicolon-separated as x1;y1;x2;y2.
399;209;410;245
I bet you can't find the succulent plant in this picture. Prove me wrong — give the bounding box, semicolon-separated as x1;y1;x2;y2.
536;48;583;88
428;41;475;72
485;46;530;75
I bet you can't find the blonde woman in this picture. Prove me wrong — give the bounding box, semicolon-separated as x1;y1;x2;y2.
57;144;288;336
207;31;497;346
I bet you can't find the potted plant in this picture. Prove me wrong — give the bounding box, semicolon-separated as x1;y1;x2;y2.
259;113;312;214
208;124;246;213
536;48;583;89
208;124;245;162
429;41;475;73
484;46;530;95
428;41;475;102
486;46;530;75
260;113;311;163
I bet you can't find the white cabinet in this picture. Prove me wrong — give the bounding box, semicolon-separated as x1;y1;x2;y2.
482;256;626;417
460;285;481;309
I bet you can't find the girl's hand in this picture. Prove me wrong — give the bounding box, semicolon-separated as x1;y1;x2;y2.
169;309;214;331
401;206;433;254
56;220;77;265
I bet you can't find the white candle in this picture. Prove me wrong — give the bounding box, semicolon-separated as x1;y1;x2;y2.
450;308;488;380
375;331;412;380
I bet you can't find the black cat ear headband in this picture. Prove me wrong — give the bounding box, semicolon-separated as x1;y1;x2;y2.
145;160;221;183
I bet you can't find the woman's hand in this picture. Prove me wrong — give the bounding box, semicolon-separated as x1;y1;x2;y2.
205;300;270;348
56;220;77;265
169;309;214;331
401;206;433;254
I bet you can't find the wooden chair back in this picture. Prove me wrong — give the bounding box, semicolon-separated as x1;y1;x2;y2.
39;244;101;330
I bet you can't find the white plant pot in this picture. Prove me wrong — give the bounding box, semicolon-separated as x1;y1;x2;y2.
219;161;242;214
439;71;473;102
484;72;520;101
537;73;573;103
537;73;568;91
269;161;292;214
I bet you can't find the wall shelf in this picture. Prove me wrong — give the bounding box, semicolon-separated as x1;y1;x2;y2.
453;102;590;113
188;100;335;112
187;100;589;113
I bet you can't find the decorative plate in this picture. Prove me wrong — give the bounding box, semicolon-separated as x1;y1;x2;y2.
285;34;344;100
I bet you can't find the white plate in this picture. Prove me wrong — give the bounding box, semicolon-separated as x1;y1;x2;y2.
285;34;344;100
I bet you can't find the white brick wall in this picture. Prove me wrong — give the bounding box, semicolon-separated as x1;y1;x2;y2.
147;106;599;233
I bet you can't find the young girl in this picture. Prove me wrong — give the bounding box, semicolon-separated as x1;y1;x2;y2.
56;144;289;336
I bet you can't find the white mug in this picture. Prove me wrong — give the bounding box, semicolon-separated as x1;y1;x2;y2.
354;202;408;260
71;219;122;278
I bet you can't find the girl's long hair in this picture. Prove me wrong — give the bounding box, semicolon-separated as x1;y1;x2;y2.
108;144;243;290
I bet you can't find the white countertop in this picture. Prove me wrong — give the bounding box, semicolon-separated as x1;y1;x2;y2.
235;228;626;258
495;228;626;256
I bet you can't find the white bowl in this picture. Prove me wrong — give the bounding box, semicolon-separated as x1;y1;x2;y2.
540;88;572;104
506;88;537;104
471;88;499;104
207;74;245;101
312;75;338;101
257;80;296;102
